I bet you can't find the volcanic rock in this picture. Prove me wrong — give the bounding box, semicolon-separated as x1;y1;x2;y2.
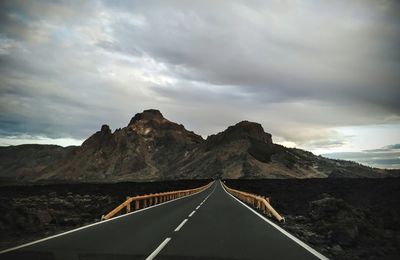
129;109;165;125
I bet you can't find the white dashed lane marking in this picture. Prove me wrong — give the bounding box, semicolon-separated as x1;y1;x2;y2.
147;184;216;259
174;219;188;232
146;237;171;260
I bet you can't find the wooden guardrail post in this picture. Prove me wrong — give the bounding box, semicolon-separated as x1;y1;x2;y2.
126;197;131;213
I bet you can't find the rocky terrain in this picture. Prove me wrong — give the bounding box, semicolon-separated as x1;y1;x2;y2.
226;178;400;260
0;180;209;251
0;109;396;183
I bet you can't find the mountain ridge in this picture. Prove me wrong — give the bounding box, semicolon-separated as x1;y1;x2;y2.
0;109;397;183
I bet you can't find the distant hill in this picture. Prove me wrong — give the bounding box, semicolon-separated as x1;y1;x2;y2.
0;109;396;183
0;144;76;182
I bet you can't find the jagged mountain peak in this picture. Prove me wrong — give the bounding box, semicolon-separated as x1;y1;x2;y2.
230;121;271;141
81;124;114;150
128;109;165;126
126;109;203;144
100;124;112;134
207;120;272;145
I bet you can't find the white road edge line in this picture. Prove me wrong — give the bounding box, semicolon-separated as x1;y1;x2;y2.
0;181;215;255
145;237;171;260
188;211;196;217
220;181;329;260
174;219;188;232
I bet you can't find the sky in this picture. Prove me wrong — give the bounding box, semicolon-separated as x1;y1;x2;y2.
0;0;399;169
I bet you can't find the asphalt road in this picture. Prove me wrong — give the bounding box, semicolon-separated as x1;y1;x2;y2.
1;181;327;260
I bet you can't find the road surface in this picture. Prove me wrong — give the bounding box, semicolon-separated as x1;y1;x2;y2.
1;181;327;260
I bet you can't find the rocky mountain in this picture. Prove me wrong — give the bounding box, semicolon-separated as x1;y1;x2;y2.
0;109;395;183
34;109;203;182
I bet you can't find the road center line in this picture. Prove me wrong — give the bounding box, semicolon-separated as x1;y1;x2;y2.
188;210;196;217
174;219;188;232
146;237;171;260
196;205;200;210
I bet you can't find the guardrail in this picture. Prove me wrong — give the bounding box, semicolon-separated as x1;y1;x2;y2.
101;182;213;220
223;182;285;223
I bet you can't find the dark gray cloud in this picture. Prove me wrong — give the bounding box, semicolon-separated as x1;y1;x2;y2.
0;0;399;156
105;1;400;110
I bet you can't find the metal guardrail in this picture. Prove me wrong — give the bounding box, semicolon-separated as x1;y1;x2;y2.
223;182;285;223
101;182;213;220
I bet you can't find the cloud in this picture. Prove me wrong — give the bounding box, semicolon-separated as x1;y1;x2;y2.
0;0;399;154
323;144;400;169
365;143;400;152
105;0;400;111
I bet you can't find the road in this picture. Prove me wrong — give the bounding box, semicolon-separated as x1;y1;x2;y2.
1;181;327;260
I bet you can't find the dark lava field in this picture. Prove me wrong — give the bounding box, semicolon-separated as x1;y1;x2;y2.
226;178;400;259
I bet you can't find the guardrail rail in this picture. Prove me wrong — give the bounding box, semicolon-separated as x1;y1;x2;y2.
101;182;213;220
223;182;285;223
